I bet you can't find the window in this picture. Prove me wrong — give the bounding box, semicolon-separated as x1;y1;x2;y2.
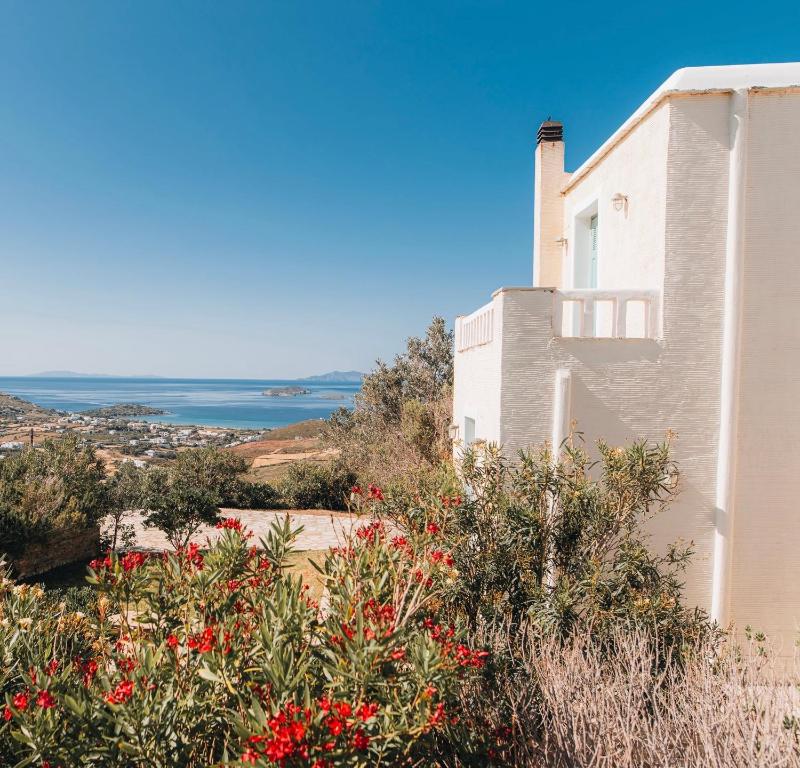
463;417;475;446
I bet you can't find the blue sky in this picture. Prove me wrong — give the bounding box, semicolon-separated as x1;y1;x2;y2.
1;1;798;378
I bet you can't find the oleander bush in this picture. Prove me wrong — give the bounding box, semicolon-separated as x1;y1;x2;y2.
0;436;109;558
0;513;489;767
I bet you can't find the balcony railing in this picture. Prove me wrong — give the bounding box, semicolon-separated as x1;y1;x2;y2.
456;304;494;352
553;289;661;339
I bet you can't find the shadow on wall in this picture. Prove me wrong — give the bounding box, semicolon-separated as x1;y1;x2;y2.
554;339;663;370
563;378;715;605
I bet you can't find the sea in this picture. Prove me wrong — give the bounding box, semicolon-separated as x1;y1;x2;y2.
0;377;360;431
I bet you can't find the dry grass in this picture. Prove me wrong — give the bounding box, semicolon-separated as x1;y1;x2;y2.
284;549;327;601
460;624;800;767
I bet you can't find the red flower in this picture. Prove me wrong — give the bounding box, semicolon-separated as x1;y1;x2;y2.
350;485;362;496
390;647;406;661
216;517;245;533
454;644;489;668
81;659;99;687
179;543;204;570
333;701;352;718
188;626;215;654
356;702;379;721
426;522;440;535
352;728;370;750
326;717;344;736
241;749;259;764
166;634;179;649
355;521;385;543
12;692;29;711
89;554;113;571
105;679;135;705
120;551;147;572
428;701;446;727
45;659;59;676
367;484;384;501
2;707;11;722
36;690;56;709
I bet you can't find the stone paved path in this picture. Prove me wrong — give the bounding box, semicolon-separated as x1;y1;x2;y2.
108;509;359;553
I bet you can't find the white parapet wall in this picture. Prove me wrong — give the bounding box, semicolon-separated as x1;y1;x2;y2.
452;298;504;447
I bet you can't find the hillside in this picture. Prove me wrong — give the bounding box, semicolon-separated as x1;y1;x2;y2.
303;370;364;383
0;392;54;421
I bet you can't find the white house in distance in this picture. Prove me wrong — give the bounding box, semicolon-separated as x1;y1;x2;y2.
452;63;800;648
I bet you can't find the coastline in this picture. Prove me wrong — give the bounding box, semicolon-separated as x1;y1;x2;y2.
0;375;358;431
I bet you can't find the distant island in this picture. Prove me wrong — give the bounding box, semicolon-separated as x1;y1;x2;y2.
262;386;311;397
303;370;364;383
79;403;167;418
30;371;162;379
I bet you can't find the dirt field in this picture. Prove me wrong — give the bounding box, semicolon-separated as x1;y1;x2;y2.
231;419;337;483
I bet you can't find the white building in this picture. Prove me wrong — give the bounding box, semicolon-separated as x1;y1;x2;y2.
452;63;800;647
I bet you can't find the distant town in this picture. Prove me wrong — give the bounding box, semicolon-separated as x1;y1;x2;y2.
0;392;269;470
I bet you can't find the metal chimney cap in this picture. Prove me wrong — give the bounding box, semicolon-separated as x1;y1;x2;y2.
537;120;563;144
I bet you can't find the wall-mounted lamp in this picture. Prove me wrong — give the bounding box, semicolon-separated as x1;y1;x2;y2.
611;193;629;213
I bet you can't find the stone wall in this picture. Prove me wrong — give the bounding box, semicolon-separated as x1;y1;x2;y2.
10;526;101;579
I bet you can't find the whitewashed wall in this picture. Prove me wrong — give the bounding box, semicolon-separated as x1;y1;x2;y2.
729;90;800;648
562;102;670;298
453;298;504;449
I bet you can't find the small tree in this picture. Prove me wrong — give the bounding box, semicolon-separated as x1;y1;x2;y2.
104;461;146;551
140;465;220;549
325;316;454;488
170;447;248;506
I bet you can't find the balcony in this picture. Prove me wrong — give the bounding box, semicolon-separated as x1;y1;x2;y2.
554;289;661;339
455;303;495;352
455;288;661;353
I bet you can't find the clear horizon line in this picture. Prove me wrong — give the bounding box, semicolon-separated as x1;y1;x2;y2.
2;371;366;382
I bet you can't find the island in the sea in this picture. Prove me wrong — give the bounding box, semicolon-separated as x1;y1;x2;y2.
80;403;167;418
262;386;311;397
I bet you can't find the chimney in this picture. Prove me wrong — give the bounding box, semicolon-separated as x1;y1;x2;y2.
533;119;570;287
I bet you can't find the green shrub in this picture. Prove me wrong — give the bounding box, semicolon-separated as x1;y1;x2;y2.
224;478;283;510
0;436;109;557
0;516;488;766
279;461;356;510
